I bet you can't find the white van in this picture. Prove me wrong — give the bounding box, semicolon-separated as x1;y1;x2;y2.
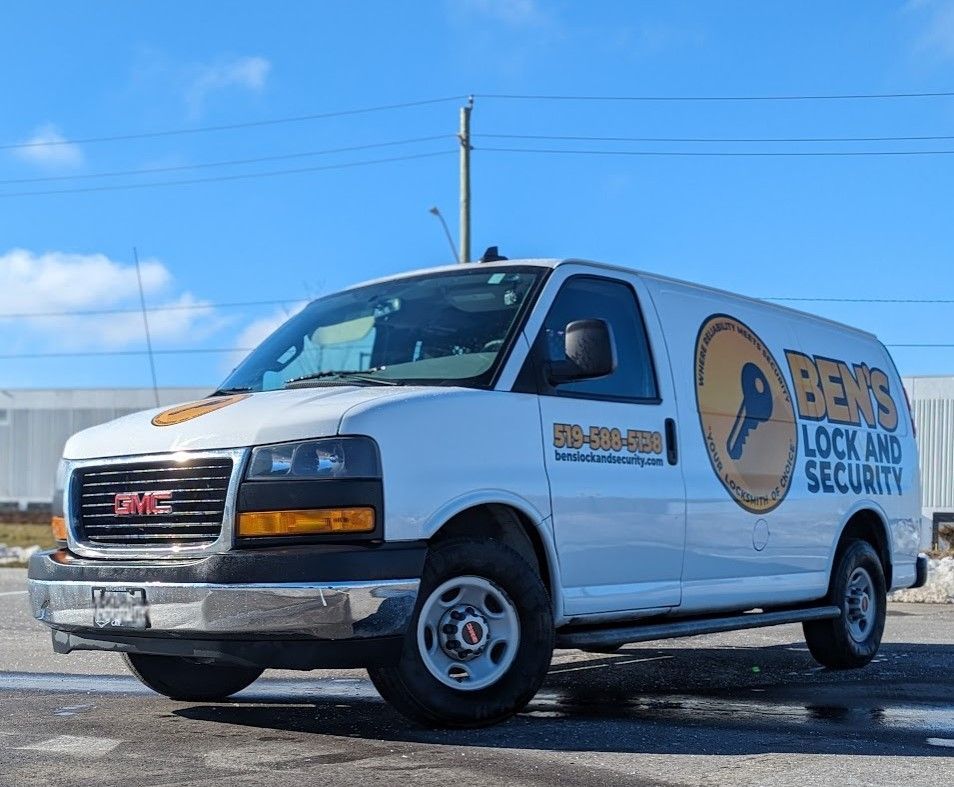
28;258;927;727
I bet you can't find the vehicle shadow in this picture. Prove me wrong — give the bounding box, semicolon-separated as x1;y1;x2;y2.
173;640;954;756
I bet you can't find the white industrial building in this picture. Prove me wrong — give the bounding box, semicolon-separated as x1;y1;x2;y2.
904;377;954;542
1;381;952;527
0;388;207;510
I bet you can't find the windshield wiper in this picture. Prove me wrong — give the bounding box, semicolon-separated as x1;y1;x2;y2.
283;367;400;388
211;386;255;396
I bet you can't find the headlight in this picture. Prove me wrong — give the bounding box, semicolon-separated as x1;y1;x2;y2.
246;437;381;480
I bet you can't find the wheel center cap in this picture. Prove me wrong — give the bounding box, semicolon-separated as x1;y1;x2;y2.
861;596;869;613
438;605;490;661
462;620;484;645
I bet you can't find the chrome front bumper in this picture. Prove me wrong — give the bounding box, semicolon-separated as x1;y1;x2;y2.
28;578;419;640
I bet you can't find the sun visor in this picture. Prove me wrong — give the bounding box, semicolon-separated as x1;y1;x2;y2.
312;315;375;346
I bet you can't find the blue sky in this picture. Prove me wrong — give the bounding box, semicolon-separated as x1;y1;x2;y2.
2;0;954;389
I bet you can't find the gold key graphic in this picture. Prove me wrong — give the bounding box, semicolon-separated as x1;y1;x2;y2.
726;362;773;460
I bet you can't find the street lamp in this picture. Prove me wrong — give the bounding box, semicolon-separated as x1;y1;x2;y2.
429;206;461;263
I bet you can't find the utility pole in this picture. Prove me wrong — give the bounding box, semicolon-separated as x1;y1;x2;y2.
458;95;473;263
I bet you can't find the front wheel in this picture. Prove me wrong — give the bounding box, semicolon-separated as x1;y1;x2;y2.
803;539;887;669
369;537;554;727
123;653;263;701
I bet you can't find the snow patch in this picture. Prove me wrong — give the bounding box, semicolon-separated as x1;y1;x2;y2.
889;556;954;604
17;735;123;758
0;543;40;566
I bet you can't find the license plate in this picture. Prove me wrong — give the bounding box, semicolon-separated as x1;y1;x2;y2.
92;587;149;630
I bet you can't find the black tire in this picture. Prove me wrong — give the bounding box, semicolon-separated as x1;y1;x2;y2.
803;539;887;669
368;537;554;728
123;653;263;701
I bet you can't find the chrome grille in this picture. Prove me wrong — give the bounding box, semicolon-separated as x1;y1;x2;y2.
75;457;233;547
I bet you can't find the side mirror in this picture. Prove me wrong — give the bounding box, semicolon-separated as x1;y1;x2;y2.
547;319;617;385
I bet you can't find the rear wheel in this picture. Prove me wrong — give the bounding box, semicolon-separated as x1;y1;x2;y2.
368;537;554;727
123;653;263;701
803;539;886;669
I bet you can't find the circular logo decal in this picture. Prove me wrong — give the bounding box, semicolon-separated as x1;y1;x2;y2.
151;394;250;427
695;314;797;514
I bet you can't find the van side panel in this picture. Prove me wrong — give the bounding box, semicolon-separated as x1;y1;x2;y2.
339;387;553;542
786;326;920;591
643;276;921;613
644;281;826;613
886;347;922;588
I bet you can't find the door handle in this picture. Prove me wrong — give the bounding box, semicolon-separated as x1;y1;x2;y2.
665;418;678;465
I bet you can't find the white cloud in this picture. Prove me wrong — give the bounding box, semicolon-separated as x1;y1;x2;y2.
606;21;707;58
448;0;561;74
236;306;304;350
908;0;954;59
38;293;222;350
0;249;168;312
186;55;271;116
458;0;547;26
13;124;84;169
0;248;220;349
227;303;306;368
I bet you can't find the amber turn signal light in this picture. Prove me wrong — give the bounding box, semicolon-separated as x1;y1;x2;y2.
51;516;68;542
237;507;375;537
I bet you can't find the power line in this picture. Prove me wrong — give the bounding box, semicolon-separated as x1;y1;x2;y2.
0;135;452;185
3;90;947;154
764;297;954;303
0;149;455;198
0;298;307;320
0;348;255;360
477;90;954;102
2;294;953;321
479;145;954;158
0;343;947;361
0;96;466;151
479;131;954;144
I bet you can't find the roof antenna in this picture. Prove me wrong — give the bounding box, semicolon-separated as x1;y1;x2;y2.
133;247;160;408
479;246;508;263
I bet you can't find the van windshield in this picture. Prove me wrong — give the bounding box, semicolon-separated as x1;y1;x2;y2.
218;266;543;392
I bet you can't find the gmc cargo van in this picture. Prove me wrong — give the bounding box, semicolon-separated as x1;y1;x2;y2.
28;258;928;727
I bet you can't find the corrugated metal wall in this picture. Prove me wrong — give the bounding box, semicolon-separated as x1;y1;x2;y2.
0;389;207;506
0;407;147;503
908;390;954;513
2;382;953;511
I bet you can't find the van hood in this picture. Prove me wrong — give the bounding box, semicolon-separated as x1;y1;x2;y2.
63;386;417;460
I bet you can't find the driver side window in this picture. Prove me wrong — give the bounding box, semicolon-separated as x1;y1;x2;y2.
535;276;658;401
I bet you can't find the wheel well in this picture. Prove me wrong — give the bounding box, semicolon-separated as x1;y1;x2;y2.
429;504;552;597
836;509;892;588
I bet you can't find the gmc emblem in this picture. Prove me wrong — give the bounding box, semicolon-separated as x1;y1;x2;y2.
114;491;173;516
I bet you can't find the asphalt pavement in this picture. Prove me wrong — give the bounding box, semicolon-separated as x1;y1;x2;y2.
0;568;951;786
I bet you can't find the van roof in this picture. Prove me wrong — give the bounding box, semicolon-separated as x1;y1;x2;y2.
343;258;878;343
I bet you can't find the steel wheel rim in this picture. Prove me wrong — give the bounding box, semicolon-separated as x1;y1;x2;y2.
845;566;876;643
416;575;520;692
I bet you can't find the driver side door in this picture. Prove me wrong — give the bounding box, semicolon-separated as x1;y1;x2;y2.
521;271;687;616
